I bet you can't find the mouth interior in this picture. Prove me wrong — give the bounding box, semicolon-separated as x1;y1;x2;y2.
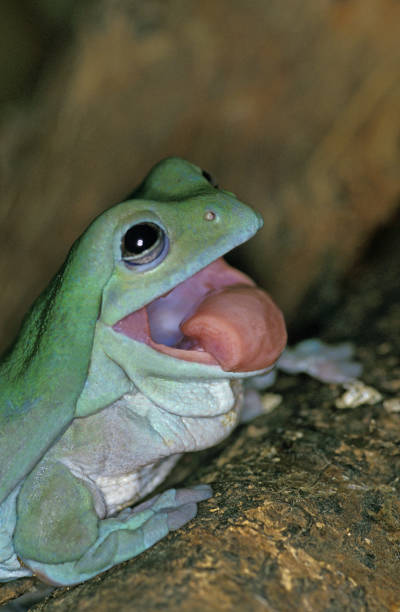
113;257;287;372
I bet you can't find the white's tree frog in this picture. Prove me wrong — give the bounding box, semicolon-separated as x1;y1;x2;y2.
0;158;359;586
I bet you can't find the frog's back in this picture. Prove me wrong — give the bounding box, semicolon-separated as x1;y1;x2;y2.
0;221;115;506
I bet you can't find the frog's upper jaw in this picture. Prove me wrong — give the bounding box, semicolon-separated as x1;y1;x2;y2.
113;257;287;374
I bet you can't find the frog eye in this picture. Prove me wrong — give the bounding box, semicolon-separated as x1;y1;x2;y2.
202;169;219;188
121;222;168;266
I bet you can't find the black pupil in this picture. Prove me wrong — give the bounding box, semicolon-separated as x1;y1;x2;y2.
124;223;160;255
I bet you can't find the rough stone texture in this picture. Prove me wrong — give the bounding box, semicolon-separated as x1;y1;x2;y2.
1;0;400;353
0;577;37;607
0;203;392;611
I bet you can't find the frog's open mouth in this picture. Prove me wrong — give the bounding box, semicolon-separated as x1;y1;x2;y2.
113;258;287;372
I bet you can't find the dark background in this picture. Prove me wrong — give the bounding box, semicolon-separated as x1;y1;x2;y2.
1;0;399;351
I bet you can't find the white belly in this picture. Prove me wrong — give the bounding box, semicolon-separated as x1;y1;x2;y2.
94;455;181;515
57;380;243;517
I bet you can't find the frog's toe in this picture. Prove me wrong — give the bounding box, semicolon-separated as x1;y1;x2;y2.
139;486;212;532
175;484;213;504
164;485;212;530
165;485;212;529
165;501;198;530
144;486;212;530
278;339;362;383
131;485;212;518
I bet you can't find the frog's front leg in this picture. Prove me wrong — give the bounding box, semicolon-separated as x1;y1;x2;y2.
240;370;278;423
240;339;362;423
277;338;362;383
13;462;211;586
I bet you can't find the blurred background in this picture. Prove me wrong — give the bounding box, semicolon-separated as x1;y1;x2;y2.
1;0;399;353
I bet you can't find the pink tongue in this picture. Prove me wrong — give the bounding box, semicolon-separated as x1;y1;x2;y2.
181;285;287;372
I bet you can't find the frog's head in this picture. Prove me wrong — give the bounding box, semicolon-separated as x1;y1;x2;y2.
98;158;286;376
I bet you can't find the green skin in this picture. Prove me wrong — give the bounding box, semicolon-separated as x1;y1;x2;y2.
0;158;269;585
0;158;360;586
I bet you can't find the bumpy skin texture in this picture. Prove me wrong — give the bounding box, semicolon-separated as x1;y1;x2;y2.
0;158;280;586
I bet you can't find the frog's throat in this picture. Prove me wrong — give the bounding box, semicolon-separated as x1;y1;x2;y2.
112;257;287;373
